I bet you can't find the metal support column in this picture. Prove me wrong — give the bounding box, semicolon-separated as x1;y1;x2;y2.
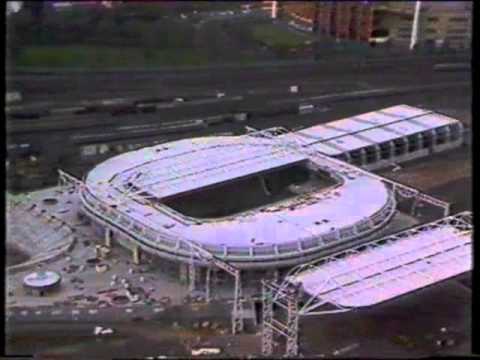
232;271;244;335
105;228;112;248
273;269;279;283
444;203;451;217
262;281;274;356
374;144;381;163
261;281;300;357
285;288;300;357
180;263;188;284
411;197;419;216
359;148;367;166
205;267;211;303
133;245;140;265
187;244;197;293
189;261;196;293
388;141;395;160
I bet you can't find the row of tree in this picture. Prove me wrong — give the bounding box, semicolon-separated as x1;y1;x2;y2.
8;3;199;48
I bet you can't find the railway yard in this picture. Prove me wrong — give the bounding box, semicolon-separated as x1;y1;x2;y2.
5;53;473;359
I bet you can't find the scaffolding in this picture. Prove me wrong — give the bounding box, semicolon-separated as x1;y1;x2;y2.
261;211;472;356
261;280;300;357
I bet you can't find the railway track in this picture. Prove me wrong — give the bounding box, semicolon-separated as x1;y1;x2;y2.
7;80;470;136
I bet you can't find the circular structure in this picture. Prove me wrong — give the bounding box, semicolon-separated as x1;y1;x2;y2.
23;270;61;295
80;133;396;269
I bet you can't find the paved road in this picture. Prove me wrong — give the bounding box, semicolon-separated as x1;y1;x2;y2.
6;277;471;359
7;301;231;324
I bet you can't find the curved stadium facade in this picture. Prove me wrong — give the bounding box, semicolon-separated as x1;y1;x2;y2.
80;105;464;270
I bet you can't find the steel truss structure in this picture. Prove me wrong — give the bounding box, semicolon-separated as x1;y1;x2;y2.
57;169;245;334
262;211;472;356
58;169;84;191
246;126;451;216
60;123;457;348
262;280;300;357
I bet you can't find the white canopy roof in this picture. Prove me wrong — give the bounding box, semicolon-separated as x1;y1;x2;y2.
294;104;461;154
287;212;472;311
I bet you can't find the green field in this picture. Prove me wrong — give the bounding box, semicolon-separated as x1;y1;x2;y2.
16;46;213;68
251;24;311;48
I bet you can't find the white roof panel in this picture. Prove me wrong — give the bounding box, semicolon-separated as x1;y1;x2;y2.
380;104;431;119
150;150;306;199
411;113;459;129
383;119;428;137
308;142;343;156
85;133;394;249
295;105;434;147
324;134;373;152
298;125;346;140
288;217;472;308
359;127;401;144
324;118;378;133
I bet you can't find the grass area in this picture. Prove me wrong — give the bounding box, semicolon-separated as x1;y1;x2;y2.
16;46;213;68
6;191;30;205
251;24;310;48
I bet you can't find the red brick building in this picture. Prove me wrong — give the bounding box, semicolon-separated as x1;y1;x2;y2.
263;1;472;48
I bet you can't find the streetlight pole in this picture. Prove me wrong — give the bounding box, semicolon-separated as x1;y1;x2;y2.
271;1;278;19
410;1;422;51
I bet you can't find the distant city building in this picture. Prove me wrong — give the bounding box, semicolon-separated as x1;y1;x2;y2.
6;1;23;15
369;1;472;49
262;1;472;49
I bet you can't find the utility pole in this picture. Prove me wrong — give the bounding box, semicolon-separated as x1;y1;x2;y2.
410;1;422;51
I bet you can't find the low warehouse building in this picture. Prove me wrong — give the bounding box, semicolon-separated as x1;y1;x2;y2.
288;104;465;170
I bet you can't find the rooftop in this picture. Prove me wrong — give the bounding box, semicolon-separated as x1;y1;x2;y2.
293;104;461;153
288;212;472;310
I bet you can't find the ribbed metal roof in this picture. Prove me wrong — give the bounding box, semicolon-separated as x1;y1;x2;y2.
288;212;472;309
295;104;461;153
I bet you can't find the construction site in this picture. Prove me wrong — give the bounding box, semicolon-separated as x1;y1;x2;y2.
6;100;472;357
6;3;472;355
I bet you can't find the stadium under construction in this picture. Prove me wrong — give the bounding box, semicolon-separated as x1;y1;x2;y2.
51;104;472;354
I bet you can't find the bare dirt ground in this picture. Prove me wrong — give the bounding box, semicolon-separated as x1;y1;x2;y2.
6;245;30;267
299;277;471;358
377;146;471;212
